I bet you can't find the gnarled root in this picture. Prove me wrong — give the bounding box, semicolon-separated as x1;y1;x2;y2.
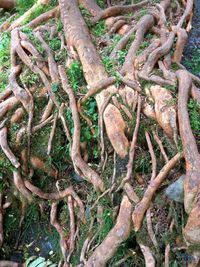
0;127;20;168
85;195;132;267
139;244;155;267
59;66;104;191
50;202;69;263
132;152;183;231
0;0;15;9
24;180;85;222
8;0;49;30
91;0;149;23
176;70;200;244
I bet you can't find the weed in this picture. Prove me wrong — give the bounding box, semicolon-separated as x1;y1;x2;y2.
20;68;40;87
56;18;63;32
91;21;106;37
16;0;35;15
102;55;115;75
188;99;200;138
49;37;61;51
184;48;200;76
117;50;127;66
97;0;105;8
67;61;85;92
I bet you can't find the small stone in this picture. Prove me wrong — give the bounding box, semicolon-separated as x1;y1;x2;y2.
165;175;185;203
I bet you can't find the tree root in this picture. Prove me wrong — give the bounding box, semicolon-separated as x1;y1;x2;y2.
0;0;15;9
50;202;69;263
176;70;200;244
27;6;60;29
59;65;105;192
91;0;149;23
0;127;20;168
47;112;58;155
24;180;85;222
85;195;132;267
132;152;183;231
139;244;155;267
13;170;33;202
8;0;49;31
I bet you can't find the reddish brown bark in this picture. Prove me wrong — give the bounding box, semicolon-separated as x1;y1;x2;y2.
85;196;132;267
92;0;149;23
132;152;183;231
0;0;15;9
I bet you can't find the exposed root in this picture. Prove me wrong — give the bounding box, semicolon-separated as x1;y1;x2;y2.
146;208;158;250
13;170;33;202
176;70;200;244
121;14;154;75
67;196;76;262
91;0;149;23
139;244;155;267
47;112;58;155
30;156;57;178
164;243;170;267
110;26;136;60
8;0;49;31
119;96;142;187
81;77;116;104
85;195;132;267
27;6;60;28
24;180;85;222
59;65;104;192
172;27;188;63
50;202;68;263
132;152;183;231
153;131;169;163
0;127;20;168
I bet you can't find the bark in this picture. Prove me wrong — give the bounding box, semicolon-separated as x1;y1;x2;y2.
59;0;117;111
132;152;183;231
0;0;15;9
176;70;200;214
92;0;149;23
85;196;132;267
59;66;105;192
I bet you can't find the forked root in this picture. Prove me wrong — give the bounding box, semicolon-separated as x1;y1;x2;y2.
132;152;183;231
59;65;105;192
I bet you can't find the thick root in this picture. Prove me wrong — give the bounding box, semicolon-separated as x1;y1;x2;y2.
85;195;132;267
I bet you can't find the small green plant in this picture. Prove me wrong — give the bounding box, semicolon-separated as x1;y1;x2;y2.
49;37;61;51
16;0;35;15
188;99;200;138
97;0;105;8
0;31;11;67
91;21;106;37
102;55;115;75
117;50;127;66
184;48;200;76
20;69;40;86
67;61;85;91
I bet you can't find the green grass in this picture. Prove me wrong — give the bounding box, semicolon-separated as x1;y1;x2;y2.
188;99;200;139
0;31;11;92
184;48;200;76
67;61;85;92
